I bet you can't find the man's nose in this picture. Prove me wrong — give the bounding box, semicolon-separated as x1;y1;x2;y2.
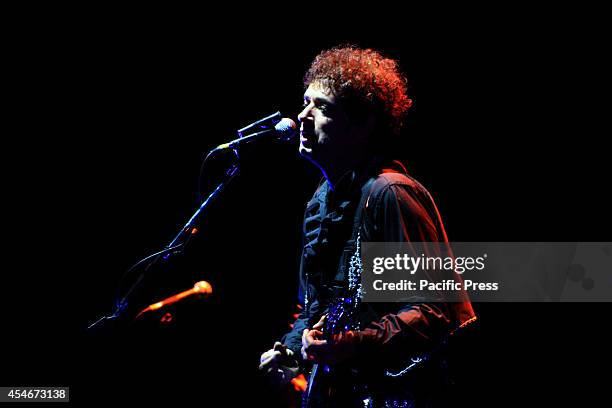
298;105;313;123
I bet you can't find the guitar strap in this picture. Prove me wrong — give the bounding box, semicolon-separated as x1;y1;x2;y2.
343;176;377;305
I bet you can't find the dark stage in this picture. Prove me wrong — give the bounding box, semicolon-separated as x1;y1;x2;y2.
3;8;610;407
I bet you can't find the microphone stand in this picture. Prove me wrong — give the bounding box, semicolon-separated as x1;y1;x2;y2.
87;147;240;331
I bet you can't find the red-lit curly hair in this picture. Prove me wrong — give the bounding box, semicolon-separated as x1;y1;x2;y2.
304;46;413;138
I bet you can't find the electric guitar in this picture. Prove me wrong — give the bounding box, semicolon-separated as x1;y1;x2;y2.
301;289;478;407
302;296;358;408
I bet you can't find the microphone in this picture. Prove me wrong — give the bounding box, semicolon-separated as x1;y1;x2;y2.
213;118;297;151
135;280;213;319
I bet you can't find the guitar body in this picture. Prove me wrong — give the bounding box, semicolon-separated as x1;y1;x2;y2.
301;296;458;407
302;296;359;408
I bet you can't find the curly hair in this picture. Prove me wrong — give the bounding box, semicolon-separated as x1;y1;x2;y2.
304;46;413;137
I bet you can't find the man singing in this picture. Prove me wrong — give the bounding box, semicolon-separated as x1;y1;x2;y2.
260;46;475;407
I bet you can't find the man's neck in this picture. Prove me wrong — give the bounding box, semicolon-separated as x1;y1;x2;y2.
321;156;372;192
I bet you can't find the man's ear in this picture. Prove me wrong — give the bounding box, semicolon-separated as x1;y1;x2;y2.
350;113;377;149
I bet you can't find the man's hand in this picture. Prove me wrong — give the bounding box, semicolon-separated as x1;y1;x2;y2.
259;341;299;386
301;314;358;365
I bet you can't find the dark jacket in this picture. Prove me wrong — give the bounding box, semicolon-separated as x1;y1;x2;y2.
282;160;475;406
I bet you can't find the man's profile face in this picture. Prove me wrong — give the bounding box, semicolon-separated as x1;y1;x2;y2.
297;82;353;166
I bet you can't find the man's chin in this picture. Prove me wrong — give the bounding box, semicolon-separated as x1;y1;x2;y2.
299;148;327;172
299;145;313;156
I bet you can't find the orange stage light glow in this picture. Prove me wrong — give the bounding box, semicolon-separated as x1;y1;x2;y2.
136;280;213;319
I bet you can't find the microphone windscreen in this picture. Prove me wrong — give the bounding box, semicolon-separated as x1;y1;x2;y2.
194;280;213;295
274;118;297;134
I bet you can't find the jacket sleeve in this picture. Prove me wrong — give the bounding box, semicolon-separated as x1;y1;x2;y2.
280;254;321;355
356;182;454;364
374;182;445;244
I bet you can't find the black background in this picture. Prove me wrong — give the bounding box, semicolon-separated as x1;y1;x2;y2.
4;5;610;407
